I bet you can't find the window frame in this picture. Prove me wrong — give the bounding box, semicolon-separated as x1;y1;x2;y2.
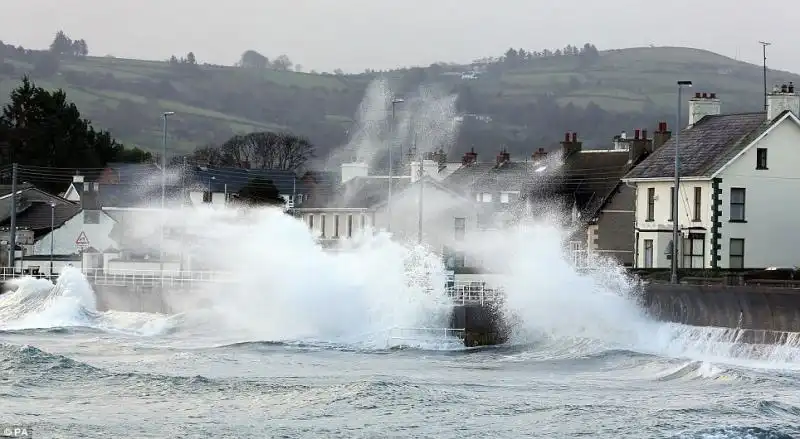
729;238;745;269
756;148;768;170
646;188;655;222
729;187;746;222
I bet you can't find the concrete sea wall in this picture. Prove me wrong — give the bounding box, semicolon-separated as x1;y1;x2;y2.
639;283;800;342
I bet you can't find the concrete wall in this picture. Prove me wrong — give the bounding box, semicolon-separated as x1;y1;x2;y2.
640;283;800;334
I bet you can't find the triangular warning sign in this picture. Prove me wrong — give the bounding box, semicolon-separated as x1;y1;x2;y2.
76;231;90;246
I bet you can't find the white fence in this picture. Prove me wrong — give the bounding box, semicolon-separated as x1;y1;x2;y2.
1;267;505;305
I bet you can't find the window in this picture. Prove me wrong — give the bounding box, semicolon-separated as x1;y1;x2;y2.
693;187;702;221
454;217;466;241
500;192;510;203
360;214;366;229
321;215;327;237
333;215;340;238
683;233;705;268
83;210;100;224
646;188;655;221
308;214;314;230
454;252;466;268
668;186;675;221
756;148;768;170
347;215;353;238
643;239;653;268
730;188;746;221
481;193;492;202
729;238;745;269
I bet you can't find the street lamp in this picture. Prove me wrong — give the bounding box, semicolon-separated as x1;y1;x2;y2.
160;111;174;283
388;98;404;232
672;80;693;284
49;201;55;278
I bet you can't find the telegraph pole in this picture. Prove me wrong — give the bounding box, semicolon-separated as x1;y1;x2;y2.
8;163;17;271
759;41;771;112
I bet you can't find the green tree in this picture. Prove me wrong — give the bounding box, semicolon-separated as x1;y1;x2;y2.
239;50;268;69
236;177;284;206
49;30;73;56
0;76;147;178
186;52;197;65
71;39;88;58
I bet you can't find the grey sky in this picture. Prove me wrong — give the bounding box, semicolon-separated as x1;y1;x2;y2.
2;0;797;74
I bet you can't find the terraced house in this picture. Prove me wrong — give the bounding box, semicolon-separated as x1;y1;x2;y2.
623;84;800;270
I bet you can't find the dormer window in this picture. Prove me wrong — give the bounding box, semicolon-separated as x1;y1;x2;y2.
756;148;768;170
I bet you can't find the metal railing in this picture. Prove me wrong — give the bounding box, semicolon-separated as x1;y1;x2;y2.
81;268;236;287
445;281;504;305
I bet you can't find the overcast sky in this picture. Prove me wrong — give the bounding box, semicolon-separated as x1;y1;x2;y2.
2;0;798;74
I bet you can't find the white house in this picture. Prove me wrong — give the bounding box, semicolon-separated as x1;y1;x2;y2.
623;84;800;270
295;159;479;268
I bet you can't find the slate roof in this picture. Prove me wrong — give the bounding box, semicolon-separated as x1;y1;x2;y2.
188;166;300;195
0;185;81;237
624;112;771;179
303;177;411;209
556;150;638;219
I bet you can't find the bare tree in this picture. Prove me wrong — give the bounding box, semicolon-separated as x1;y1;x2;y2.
190;131;313;171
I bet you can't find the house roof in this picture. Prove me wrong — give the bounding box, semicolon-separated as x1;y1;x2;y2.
557;150;637;219
303;176;411;209
188;167;300;195
71;182;185;208
624;112;771;180
0;185;81;236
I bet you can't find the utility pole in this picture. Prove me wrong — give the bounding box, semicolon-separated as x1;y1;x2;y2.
417;156;424;244
759;41;771;112
672;80;693;284
8;163;17;271
388;98;404;233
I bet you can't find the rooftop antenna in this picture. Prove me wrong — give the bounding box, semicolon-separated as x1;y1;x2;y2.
759;41;771;112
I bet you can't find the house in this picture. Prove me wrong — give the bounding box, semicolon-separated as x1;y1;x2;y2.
295;159;479;268
0;183;82;272
186;166;304;208
623;85;800;270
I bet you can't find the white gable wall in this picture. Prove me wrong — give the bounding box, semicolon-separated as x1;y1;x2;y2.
33;210;117;255
716;117;800;268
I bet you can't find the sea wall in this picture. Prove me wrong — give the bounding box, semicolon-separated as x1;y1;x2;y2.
450;303;508;347
639;283;800;336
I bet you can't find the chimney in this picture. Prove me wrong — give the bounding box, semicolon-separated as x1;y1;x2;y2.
561;132;582;158
688;92;721;126
495;148;510;166
461;148;478;166
341;162;368;184
767;82;800;121
532;147;547;162
628;128;653;164
653;121;672;150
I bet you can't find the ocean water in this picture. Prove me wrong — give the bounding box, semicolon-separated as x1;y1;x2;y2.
2;269;799;439
2;209;800;438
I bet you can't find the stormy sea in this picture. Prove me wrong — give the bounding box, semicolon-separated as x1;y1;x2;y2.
2;208;799;439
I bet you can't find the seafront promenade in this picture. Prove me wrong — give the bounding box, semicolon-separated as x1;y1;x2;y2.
0;267;504;305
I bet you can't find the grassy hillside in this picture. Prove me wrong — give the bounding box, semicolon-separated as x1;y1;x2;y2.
2;45;798;160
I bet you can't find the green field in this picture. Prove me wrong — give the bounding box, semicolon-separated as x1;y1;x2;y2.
2;45;797;156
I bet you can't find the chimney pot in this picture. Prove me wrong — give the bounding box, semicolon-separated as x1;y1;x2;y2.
634;129;640;139
781;84;788;93
642;129;648;140
571;132;577;143
790;82;795;93
564;132;570;142
695;92;701;98
710;92;716;99
702;92;708;98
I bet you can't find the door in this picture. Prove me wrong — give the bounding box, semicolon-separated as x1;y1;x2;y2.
643;239;654;268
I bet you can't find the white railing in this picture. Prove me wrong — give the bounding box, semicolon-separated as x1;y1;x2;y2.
445;281;504;305
82;268;236;286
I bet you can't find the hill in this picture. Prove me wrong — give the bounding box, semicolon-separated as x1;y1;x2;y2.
2;41;799;163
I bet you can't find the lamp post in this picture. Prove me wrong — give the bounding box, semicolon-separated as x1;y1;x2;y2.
672;80;693;284
759;41;771;112
388;98;404;232
160;111;174;283
49;201;55;278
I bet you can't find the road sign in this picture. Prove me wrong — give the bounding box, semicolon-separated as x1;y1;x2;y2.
76;231;90;248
